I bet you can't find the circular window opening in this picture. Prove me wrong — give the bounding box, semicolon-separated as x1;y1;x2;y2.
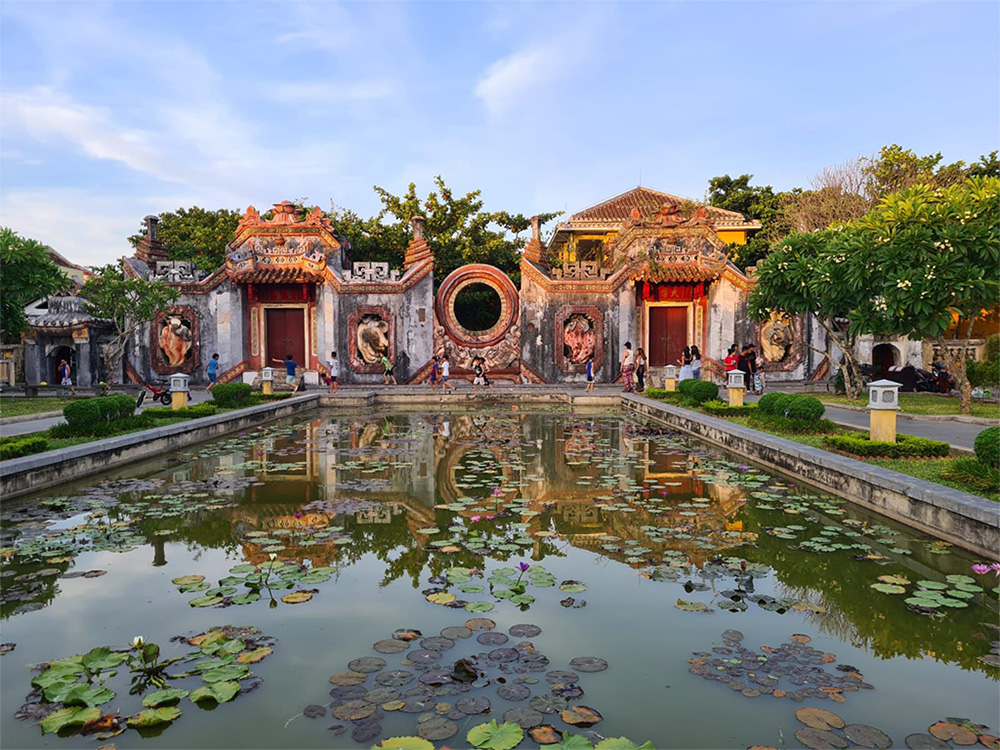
454;283;502;332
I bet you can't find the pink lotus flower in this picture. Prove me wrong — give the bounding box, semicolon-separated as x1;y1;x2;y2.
992;562;1000;577
972;563;992;575
470;515;481;523
492;488;503;496
485;515;494;520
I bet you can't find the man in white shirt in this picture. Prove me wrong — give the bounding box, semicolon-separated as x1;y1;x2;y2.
441;355;455;391
326;351;339;394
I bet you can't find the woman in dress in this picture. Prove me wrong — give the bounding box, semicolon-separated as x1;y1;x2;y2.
678;346;694;381
620;342;635;392
691;345;702;380
635;347;647;392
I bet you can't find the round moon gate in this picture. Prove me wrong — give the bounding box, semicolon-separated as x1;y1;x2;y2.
435;264;519;348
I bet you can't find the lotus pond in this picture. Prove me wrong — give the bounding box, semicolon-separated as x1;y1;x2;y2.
1;408;998;750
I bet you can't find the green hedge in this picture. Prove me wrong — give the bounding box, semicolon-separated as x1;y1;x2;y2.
700;400;759;417
822;432;950;458
645;388;688;402
677;379;719;404
63;394;136;428
256;393;292;401
49;413;155;439
211;383;253;408
750;413;838;435
974;426;999;467
145;404;220;420
0;436;48;460
758;393;824;420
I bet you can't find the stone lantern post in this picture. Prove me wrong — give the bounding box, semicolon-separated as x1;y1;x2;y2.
664;365;678;392
868;379;901;442
727;370;746;407
169;373;190;410
261;367;275;395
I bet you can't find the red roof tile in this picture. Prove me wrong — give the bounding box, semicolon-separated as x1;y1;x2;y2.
568;187;752;227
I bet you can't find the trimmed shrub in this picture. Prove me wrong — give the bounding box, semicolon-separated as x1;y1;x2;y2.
749;413;838;435
758;393;793;417
211;383;253;408
677;380;718;404
645;388;686;402
822;432;950;458
974;426;999;468
49;413;155;439
700;400;759;417
63;394;135;428
256;393;292;401
784;395;825;421
145;404;220;420
0;436;48;460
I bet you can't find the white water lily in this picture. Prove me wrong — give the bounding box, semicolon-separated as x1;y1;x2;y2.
132;636;145;649
268;552;277;561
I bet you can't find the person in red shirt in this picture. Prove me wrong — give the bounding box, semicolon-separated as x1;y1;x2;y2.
724;344;738;371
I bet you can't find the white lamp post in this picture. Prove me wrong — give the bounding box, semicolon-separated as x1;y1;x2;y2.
867;379;900;442
261;366;275;395
664;364;678;392
169;373;190;410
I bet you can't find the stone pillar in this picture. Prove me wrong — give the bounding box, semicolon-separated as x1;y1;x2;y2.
868;379;900;443
727;370;745;407
403;216;433;269
522;215;544;265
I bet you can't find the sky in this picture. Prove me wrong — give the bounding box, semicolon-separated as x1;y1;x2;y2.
1;0;998;266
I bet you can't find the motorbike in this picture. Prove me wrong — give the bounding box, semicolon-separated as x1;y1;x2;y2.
913;363;955;393
142;379;173;406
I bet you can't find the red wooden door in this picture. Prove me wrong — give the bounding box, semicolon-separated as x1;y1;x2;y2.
266;309;306;367
649;307;687;367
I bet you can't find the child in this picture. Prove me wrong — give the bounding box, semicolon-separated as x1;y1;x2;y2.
206;353;220;393
472;357;485;391
326;351;339;394
429;356;439;390
381;353;397;385
480;357;495;391
585;355;595;392
272;353;298;392
441;354;455;391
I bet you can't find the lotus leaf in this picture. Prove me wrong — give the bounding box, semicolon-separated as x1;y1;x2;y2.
594;739;655;750
549;733;595;749
200;664;248;683
40;706;101;734
142;688;189;707
373;737;435;750
129;706;182;727
281;591;314;604
467;720;525;750
81;647;129;670
236;646;272;663
466;602;495;613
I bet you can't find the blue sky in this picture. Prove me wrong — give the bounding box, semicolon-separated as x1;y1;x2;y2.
1;0;997;265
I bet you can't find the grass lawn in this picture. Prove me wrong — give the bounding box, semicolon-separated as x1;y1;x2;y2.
645;393;998;501
0;397;85;419
818;393;1000;419
6;417;190;455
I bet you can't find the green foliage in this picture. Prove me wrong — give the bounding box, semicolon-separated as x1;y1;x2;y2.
784;395;825;421
145;404;219;420
0;436;48;460
699;400;758;417
860;144;992;199
327;176;560;286
466;720;524;750
823;432;950;458
749;413;838;435
758;392;793;416
128;207;241;271
0;227;71;343
63;395;135;428
676;379;719;404
256;392;292;401
707;173;788;270
940;456;1000;496
81;264;179;383
211;382;253;408
49;413;154;439
974;426;999;468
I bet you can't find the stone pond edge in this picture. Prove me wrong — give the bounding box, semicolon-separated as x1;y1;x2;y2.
623;392;999;559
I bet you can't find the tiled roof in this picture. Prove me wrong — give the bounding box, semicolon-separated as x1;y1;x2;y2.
568;187;753;227
228;267;326;284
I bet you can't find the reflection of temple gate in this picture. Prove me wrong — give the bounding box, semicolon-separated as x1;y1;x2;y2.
647;305;688;367
265;308;306;365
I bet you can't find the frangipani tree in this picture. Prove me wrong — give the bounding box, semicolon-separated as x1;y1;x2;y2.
747;228;873;399
847;177;1000;414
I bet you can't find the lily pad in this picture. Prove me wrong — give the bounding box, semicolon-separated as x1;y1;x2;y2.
530;695;568;714
870;583;906;594
441;626;472;640
281;590;314;604
842;724;892;749
466;602;496;613
509;624;542;638
504;706;544;728
478;632;510;646
373;738;434;750
374;639;409;654
570;657;608;673
903;734;951;749
529;725;563;745
796;707;846;730
457;695;491;715
171;575;205;586
375;670;415;687
594;739;655;750
142;688;190;707
561;706;603;727
330;670;367;686
416;716;458;741
332;699;376;721
928;722;978;745
348;656;387;673
466;618;496;631
236;646;272;664
130;707;182;728
497;683;530;701
467;719;525;750
40;706;101;734
794;728;849;749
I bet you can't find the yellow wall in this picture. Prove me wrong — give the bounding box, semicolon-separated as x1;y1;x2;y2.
715;229;748;246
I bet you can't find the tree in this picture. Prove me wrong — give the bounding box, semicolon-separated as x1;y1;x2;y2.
747;229;873;399
706;174;788;270
846;177;1000;414
0;227;70;343
861;144;975;199
128;207;241;272
328;177;559;285
781;157;872;234
81;264;179;385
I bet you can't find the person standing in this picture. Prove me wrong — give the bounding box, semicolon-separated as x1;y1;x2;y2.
441;354;455;391
724;344;739;372
206;353;220;393
480;357;495;391
679;346;694;381
585;354;595;392
748;344;763;394
620;342;635;393
691;345;702;380
429;356;439;390
58;358;76;397
472;358;484;391
326;351;339;394
635;347;647;392
737;345;752;388
272;353;298;392
381;353;397;385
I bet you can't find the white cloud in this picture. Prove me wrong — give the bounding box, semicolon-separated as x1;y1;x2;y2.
475;38;575;117
265;79;399;104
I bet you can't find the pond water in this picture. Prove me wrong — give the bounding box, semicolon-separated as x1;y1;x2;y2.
1;409;998;750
